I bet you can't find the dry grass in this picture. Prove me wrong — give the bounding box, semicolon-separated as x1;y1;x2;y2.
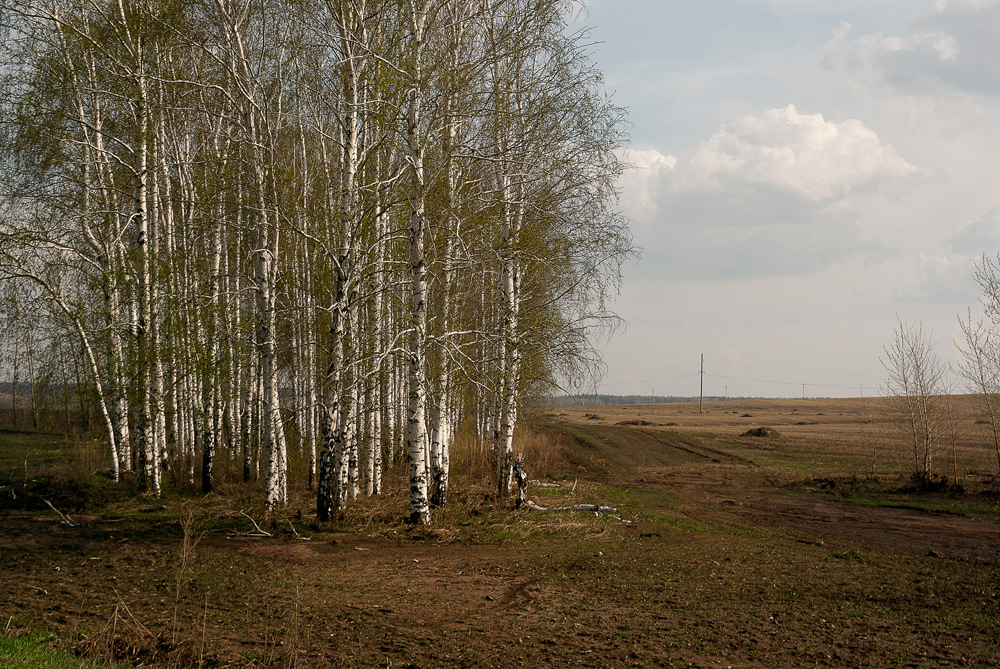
449;424;573;487
553;395;1000;479
511;425;574;480
0;429;103;481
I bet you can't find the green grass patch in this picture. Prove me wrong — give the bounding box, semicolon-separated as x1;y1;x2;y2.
0;430;110;483
468;524;529;545
601;485;633;505
0;632;129;668
0;430;74;472
639;509;710;533
834;494;1000;518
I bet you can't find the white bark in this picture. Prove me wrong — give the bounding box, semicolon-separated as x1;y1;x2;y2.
213;0;289;507
496;177;522;498
202;183;224;493
130;26;158;495
405;0;432;526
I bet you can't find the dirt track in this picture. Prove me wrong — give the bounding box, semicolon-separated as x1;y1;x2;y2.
554;420;1000;562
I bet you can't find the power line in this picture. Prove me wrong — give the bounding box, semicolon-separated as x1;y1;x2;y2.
703;372;881;391
603;351;876;364
598;372;699;388
597;352;887;397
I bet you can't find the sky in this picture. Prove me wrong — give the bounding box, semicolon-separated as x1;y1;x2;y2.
575;0;1000;399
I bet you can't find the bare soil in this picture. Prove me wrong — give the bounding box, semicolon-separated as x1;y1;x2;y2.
3;398;1000;667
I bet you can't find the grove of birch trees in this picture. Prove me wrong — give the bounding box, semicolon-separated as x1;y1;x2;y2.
0;0;632;522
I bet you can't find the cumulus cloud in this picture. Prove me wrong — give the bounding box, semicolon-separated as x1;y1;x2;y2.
828;0;1000;98
900;207;1000;304
947;207;1000;254
620;148;676;223
624;106;914;281
679;105;917;201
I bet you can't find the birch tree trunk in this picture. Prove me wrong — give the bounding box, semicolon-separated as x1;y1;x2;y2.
315;0;373;516
495;178;522;497
213;0;289;507
202;190;224;493
131;25;159;495
405;0;432;525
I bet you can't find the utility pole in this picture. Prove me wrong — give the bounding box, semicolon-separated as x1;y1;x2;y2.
699;353;704;413
802;383;805;400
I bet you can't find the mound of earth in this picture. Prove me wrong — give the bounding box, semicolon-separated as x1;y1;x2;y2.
741;426;780;438
615;419;655;426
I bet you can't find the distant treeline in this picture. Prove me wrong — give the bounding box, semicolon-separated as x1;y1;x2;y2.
545;394;754;406
0;381;41;396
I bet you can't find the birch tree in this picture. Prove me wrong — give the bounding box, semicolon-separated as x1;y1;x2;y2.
882;319;948;479
955;254;1000;473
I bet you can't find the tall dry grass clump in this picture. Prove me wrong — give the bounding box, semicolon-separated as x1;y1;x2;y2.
514;426;573;479
71;437;106;475
450;424;570;487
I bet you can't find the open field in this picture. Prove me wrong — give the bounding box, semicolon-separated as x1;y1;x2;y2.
553;395;1000;477
2;397;1000;667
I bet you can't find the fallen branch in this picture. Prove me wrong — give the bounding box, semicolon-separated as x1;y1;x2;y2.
238;510;272;537
525;501;618;515
567;504;618;514
528;480;561;488
287;521;311;540
43;499;79;526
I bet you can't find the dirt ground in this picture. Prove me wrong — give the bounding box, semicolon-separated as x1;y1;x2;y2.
3;398;1000;667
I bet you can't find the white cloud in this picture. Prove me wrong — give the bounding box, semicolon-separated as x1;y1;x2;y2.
582;1;1000;396
947;207;1000;254
825;21;853;50
828;0;1000;98
678;105;917;201
622;106;916;280
620;148;676;223
904;251;978;304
